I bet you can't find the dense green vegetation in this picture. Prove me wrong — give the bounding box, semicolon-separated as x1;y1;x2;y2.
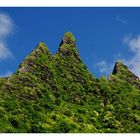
0;32;140;133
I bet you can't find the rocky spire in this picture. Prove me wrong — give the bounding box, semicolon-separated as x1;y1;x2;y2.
56;32;79;59
59;32;76;46
111;61;140;89
112;61;128;75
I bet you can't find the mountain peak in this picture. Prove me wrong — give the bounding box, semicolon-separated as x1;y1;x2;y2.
1;33;140;133
112;61;128;75
35;42;51;55
56;32;80;59
111;61;140;89
60;32;76;46
18;42;52;73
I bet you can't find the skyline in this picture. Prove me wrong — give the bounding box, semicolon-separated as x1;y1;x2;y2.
0;8;140;77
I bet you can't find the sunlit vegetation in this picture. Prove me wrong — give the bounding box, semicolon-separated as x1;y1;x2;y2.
0;32;140;133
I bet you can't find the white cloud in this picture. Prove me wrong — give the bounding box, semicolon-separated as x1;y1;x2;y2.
95;53;125;77
95;60;114;76
0;43;12;60
123;35;140;77
0;13;14;61
116;16;128;24
0;14;13;37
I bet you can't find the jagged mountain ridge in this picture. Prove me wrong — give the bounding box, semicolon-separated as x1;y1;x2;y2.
0;32;140;133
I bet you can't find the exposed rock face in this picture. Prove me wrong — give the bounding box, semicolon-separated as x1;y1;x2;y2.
112;62;127;75
112;61;140;89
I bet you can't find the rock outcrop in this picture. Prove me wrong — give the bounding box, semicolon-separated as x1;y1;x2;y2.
111;61;140;89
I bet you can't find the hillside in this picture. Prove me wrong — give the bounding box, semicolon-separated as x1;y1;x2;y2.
0;32;140;133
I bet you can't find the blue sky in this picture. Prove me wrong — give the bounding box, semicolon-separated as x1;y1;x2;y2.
0;7;140;78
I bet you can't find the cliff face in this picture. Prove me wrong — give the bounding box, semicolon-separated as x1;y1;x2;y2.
0;32;140;133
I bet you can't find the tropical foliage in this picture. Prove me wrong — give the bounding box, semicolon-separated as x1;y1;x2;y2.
0;32;140;133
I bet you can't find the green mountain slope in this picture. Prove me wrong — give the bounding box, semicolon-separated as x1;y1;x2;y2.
0;32;140;133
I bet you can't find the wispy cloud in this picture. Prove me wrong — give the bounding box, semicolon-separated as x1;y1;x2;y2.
123;34;140;77
0;13;14;61
95;53;125;77
116;16;128;24
95;60;114;76
96;33;140;78
0;71;12;77
0;43;12;60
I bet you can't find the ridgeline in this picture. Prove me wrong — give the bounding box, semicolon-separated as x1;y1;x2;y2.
0;32;140;133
